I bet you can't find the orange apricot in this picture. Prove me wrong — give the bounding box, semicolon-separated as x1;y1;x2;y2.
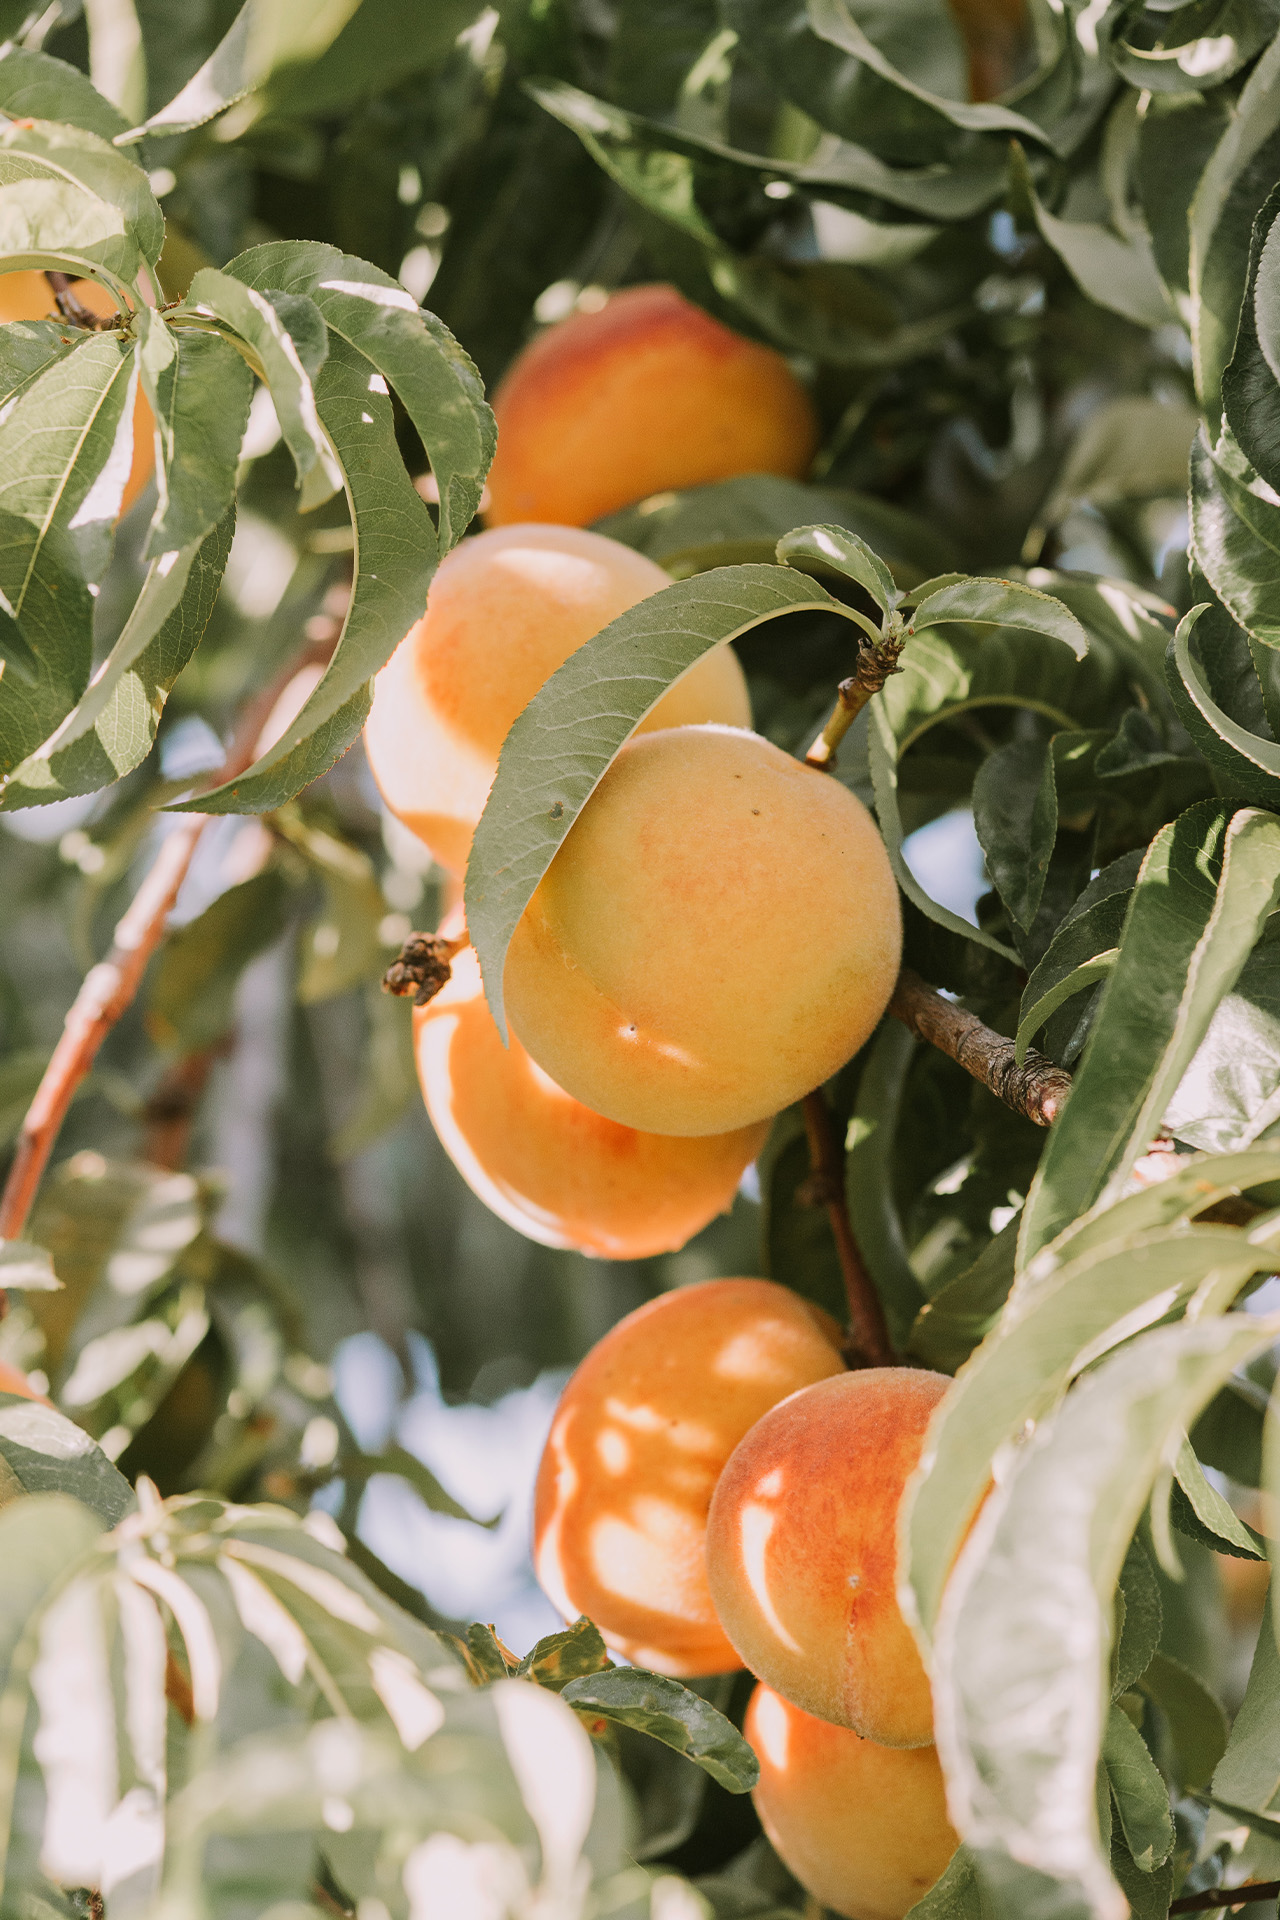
745;1684;958;1920
0;270;154;515
706;1367;949;1746
505;724;902;1137
484;284;819;527
0;1358;52;1405
414;912;768;1258
364;522;750;874
533;1279;846;1674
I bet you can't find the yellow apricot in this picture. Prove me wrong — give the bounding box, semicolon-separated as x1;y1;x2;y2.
484;284;819;527
533;1279;846;1674
505;724;902;1137
364;522;751;874
0;270;154;515
706;1368;948;1747
745;1684;958;1920
414;912;768;1258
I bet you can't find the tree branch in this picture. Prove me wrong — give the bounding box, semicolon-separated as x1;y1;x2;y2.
801;1089;896;1367
804;633;905;772
1170;1883;1280;1913
0;632;341;1266
888;969;1071;1127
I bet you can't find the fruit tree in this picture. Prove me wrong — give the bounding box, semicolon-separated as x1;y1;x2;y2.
1;3;1280;1920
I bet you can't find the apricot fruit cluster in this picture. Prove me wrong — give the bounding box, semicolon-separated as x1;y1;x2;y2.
366;282;899;1258
533;1284;958;1919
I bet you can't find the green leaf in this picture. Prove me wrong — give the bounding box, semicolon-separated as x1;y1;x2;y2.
0;1493;102;1683
1190;28;1280;419
904;1845;988;1920
1171;1434;1264;1559
1222;184;1280;495
1138;1652;1228;1792
1039;1144;1280;1279
136;315;253;556
0;1400;132;1524
0;117;161;287
1018;805;1280;1263
1166;602;1280;805
259;0;481;118
0;318;80;407
1190;430;1280;652
1009;143;1173;332
1103;1705;1174;1872
904;1222;1279;1642
776;522;898;613
0;49;128;141
466;563;851;1039
845;1023;929;1349
972;738;1058;935
933;1312;1280;1920
170;330;437;814
222;241;493;553
906;1220;1019;1374
0;332;134;781
1113;1538;1162;1698
909;577;1088;656
561;1669;758;1793
466;1620;518;1682
0;505;235;808
1209;1591;1280;1816
147;868;291;1051
117;0;365;141
516;1617;613;1691
177;268;336;504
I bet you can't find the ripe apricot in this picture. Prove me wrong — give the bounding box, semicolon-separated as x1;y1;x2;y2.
533;1279;845;1674
484;284;819;527
0;1358;51;1405
0;270;154;515
505;724;902;1137
414;912;768;1258
706;1368;949;1746
364;523;751;874
745;1684;958;1920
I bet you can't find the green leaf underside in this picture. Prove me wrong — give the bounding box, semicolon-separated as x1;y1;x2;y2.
560;1668;759;1792
466;561;852;1039
933;1313;1280;1920
1018;805;1280;1263
1173;1432;1265;1557
136;318;253;556
168;331;437;815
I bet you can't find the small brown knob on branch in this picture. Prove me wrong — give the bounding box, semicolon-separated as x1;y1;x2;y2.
382;930;470;1008
806;635;905;772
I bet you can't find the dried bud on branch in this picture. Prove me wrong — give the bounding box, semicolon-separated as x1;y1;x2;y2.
382;930;470;1007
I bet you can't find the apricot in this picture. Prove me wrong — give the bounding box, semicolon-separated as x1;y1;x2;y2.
414;912;769;1258
483;284;819;527
745;1684;958;1920
364;523;751;874
505;724;903;1137
533;1279;845;1674
0;270;154;515
705;1367;948;1747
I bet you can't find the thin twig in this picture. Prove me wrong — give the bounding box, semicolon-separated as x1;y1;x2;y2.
888;969;1072;1127
43;270;120;332
801;1089;896;1367
805;634;905;771
0;633;341;1266
1170;1883;1280;1913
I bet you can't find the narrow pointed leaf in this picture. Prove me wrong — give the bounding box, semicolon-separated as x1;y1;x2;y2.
776;523;898;612
136;313;252;556
1172;1434;1264;1558
1167;602;1280;802
1010;143;1173;331
561;1669;758;1792
1190;430;1280;651
222;241;493;551
466;565;852;1038
908;576;1088;656
0;48;129;141
169;333;436;814
1102;1706;1174;1872
1138;1653;1227;1791
1018;805;1280;1263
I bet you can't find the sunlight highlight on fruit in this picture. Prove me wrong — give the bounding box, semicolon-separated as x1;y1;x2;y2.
533;1280;845;1674
484;283;819;526
505;724;903;1136
413;913;768;1258
745;1684;958;1920
364;522;751;873
707;1368;949;1746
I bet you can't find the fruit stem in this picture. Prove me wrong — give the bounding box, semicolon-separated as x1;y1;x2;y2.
382;929;471;1006
804;631;905;772
888;969;1072;1127
801;1089;897;1368
0;630;341;1290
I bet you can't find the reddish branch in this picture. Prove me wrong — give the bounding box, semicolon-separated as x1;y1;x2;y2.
888;969;1072;1128
801;1089;896;1368
0;633;340;1269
